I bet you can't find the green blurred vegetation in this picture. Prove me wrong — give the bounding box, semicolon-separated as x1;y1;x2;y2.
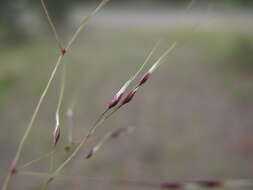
0;0;253;44
228;35;253;73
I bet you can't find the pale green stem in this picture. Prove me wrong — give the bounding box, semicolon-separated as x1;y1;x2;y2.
2;55;63;190
19;151;55;170
50;64;66;171
88;127;133;158
41;0;64;50
66;0;111;51
148;42;177;74
93;39;161;128
2;1;111;189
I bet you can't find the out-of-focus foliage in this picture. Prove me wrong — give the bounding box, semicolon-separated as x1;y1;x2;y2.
228;35;253;73
0;0;28;43
0;0;252;44
27;0;83;24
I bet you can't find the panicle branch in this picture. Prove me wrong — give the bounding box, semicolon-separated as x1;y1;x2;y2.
85;127;133;159
119;41;177;107
2;1;111;190
40;0;64;52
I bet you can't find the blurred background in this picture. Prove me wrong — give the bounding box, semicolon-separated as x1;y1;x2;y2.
1;0;253;189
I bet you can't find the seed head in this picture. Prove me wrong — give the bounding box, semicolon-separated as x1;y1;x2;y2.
110;128;126;138
107;80;131;109
139;72;151;86
53;126;60;146
121;88;138;105
108;93;123;109
85;150;94;159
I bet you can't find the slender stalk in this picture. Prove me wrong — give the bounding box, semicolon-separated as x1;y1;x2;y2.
43;104;118;188
1;55;63;190
85;127;133;159
2;1;111;189
44;41;178;185
41;0;64;51
53;63;66;146
66;0;111;51
19;151;55;170
94;39;161;127
50;64;66;172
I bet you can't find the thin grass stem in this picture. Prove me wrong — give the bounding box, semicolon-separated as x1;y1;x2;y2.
41;0;64;51
85;127;133;159
1;54;64;190
19;151;55;170
2;1;110;189
94;39;161;127
66;0;111;51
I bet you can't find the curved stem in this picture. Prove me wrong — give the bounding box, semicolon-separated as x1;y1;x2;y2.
2;55;63;190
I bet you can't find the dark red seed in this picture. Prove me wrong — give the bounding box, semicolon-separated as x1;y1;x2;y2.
160;182;182;189
53;127;60;146
85;150;93;159
108;93;123;109
111;128;125;138
197;180;222;188
139;73;151;86
61;48;66;56
121;89;137;105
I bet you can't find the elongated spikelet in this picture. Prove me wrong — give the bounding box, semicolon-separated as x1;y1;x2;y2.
53;126;60;146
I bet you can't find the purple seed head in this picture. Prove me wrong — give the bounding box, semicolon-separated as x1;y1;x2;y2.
197;180;222;188
85;150;94;159
121;88;138;105
53;126;60;146
111;128;125;138
107;93;123;109
160;182;182;189
139;72;151;86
